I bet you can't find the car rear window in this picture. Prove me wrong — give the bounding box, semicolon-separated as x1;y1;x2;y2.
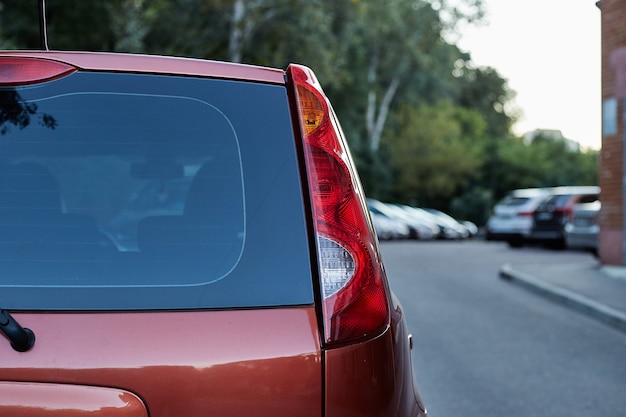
539;193;598;210
577;194;599;204
499;196;531;206
0;72;313;310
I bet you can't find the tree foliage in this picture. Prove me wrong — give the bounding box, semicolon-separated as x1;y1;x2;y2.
0;0;599;225
384;102;486;206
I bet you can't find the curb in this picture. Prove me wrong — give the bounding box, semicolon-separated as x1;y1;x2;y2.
499;264;626;333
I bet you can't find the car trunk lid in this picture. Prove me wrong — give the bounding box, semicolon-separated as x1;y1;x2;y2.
0;308;322;417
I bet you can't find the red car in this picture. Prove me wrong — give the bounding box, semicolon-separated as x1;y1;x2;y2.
0;51;427;416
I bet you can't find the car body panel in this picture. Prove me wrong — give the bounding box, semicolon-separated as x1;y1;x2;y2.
0;382;148;417
565;201;600;252
0;51;286;84
0;309;322;417
325;295;426;417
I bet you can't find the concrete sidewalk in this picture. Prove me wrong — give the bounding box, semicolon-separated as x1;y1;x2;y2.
499;260;626;333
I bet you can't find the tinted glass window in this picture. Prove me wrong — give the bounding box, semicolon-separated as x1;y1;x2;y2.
500;196;531;206
0;72;313;310
577;194;599;204
538;195;570;210
539;193;598;210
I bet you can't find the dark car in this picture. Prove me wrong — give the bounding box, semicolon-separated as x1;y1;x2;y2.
530;186;600;248
0;52;427;416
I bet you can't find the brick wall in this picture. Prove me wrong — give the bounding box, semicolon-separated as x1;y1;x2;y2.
599;0;626;264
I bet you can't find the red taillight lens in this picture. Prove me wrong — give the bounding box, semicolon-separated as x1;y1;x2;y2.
289;64;389;345
0;57;76;86
555;206;574;223
517;211;534;217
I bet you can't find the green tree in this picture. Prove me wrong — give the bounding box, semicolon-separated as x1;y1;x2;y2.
384;101;486;207
143;0;231;58
455;63;518;138
453;63;520;199
333;0;484;154
0;0;160;52
496;135;599;200
143;0;337;75
4;0;114;50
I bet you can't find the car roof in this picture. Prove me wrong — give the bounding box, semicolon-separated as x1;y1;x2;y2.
509;188;552;197
574;200;601;211
0;50;286;84
548;185;600;196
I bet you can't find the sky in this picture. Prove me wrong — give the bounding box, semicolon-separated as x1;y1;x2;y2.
456;0;602;150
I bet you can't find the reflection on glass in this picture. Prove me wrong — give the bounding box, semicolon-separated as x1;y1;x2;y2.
0;89;57;135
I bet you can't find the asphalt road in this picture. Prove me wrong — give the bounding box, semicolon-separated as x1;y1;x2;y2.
380;239;626;417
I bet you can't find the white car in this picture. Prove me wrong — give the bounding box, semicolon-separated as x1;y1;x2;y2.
368;199;434;240
486;188;553;247
370;211;410;240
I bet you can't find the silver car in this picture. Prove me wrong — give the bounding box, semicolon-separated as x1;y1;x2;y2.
565;200;600;255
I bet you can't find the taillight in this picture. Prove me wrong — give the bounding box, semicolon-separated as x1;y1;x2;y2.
555;206;574;223
517;211;534;217
0;57;76;86
288;64;390;346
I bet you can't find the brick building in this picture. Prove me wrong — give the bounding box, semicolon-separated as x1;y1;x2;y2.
598;0;626;264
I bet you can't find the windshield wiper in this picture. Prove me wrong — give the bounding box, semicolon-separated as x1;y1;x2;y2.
0;308;35;352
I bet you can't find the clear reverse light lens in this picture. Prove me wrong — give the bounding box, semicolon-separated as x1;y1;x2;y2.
318;236;355;298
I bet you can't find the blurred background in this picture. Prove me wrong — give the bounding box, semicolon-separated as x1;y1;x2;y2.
0;0;599;229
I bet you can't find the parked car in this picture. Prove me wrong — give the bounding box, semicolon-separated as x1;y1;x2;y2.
485;188;553;247
0;51;427;416
530;186;600;248
371;210;411;240
565;200;601;255
368;198;433;240
424;208;469;239
460;220;479;238
395;204;441;239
